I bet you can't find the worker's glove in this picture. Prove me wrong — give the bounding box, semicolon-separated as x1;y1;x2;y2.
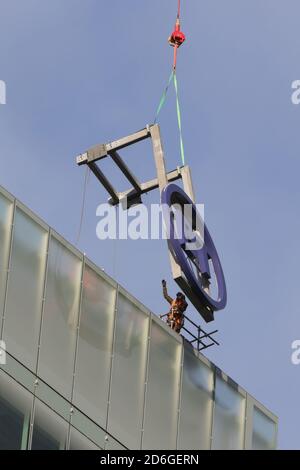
162;279;166;287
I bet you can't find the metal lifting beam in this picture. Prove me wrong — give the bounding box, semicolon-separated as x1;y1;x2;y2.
88;162;119;205
107;167;184;206
75;124;192;209
109;150;141;194
76;126;152;166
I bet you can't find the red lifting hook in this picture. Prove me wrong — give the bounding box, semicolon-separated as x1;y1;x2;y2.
168;18;186;48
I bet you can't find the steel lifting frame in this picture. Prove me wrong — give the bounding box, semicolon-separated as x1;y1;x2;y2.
76;124;214;323
76;124;195;208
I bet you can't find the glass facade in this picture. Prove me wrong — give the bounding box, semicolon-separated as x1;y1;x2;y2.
38;234;82;399
0;185;278;450
0;190;14;336
0;372;32;450
107;291;149;449
252;405;277;450
211;375;246;450
3;205;48;371
142;319;182;450
177;342;214;450
73;261;116;429
31;399;68;450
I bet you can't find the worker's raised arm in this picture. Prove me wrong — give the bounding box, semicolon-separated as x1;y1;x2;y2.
162;280;173;304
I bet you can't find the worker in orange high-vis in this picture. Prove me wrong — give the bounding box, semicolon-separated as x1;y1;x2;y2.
161;280;187;334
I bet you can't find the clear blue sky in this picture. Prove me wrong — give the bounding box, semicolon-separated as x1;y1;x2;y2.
1;0;300;449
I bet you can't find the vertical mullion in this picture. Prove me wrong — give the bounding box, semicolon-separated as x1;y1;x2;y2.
35;227;51;376
30;228;50;449
1;198;16;339
175;340;184;450
243;393;249;449
105;283;119;434
27;396;37;450
67;255;86;449
20;402;32;450
209;365;217;450
139;313;152;450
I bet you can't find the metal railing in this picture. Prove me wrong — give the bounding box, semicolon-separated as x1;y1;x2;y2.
160;313;219;352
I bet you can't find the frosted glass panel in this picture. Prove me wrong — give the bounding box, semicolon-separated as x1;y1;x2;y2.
69;427;99;450
107;293;149;449
142;321;181;450
73;264;116;427
252;406;277;450
31;399;68;450
0;193;13;330
38;236;82;399
212;376;246;450
178;343;214;449
0;372;32;450
4;208;48;370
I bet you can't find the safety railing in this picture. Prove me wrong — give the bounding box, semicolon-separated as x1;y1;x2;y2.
160;313;219;352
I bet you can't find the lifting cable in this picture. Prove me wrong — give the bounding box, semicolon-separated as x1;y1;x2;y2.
154;0;186;166
75;165;91;247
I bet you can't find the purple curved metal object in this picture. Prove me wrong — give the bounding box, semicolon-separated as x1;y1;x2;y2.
161;183;227;320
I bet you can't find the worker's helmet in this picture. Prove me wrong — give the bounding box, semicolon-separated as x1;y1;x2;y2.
176;292;188;311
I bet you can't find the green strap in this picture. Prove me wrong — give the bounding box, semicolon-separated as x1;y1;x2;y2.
154;70;174;123
154;70;186;166
173;72;185;166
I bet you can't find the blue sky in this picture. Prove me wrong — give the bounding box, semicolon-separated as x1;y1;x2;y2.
1;0;300;449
